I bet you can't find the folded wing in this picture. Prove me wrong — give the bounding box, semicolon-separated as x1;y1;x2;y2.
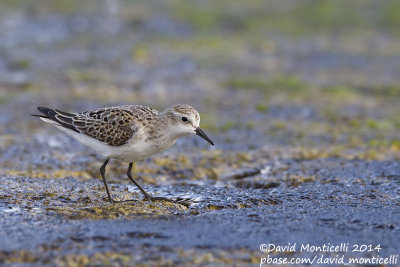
36;107;136;146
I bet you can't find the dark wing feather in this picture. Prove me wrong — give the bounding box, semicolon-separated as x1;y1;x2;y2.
36;107;79;133
36;106;137;146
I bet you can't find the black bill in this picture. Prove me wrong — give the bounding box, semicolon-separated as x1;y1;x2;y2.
195;127;214;146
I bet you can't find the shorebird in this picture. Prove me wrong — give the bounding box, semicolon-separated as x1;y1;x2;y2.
33;104;214;203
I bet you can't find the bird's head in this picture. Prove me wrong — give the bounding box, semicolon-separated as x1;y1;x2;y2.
163;104;214;145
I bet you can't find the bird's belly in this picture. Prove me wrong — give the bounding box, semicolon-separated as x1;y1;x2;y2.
108;138;176;162
56;126;176;162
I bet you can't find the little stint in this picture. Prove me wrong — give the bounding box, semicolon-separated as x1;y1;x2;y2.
33;104;214;203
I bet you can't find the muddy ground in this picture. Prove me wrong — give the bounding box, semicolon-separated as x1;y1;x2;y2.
0;0;400;266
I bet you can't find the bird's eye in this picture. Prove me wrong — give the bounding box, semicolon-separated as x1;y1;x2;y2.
182;117;188;122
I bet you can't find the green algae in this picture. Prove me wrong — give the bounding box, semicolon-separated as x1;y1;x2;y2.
169;0;400;36
255;103;269;113
225;75;307;93
47;201;187;220
1;247;259;266
0;0;99;14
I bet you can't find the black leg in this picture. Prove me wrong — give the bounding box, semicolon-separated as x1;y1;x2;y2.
127;162;152;200
100;158;113;203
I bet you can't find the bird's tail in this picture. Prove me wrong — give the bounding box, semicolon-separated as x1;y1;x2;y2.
32;107;79;132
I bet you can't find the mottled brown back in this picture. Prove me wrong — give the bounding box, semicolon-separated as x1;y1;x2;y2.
39;105;159;146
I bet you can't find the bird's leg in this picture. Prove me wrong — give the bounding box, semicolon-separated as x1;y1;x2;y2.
100;158;113;203
127;162;152;201
125;164;190;205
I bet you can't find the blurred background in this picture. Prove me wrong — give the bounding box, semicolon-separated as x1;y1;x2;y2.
1;1;400;265
0;0;400;181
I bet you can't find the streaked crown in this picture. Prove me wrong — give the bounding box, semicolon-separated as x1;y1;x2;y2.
163;104;200;128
